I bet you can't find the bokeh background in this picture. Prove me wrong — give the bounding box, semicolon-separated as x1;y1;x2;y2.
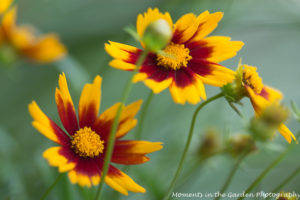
0;0;300;199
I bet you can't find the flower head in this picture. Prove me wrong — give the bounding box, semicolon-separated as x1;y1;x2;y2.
225;64;296;143
0;0;66;64
28;73;162;195
105;8;244;104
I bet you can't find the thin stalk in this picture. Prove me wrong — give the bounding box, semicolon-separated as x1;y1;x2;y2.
162;93;224;200
271;165;300;194
40;173;64;200
215;151;249;200
136;91;154;140
228;102;243;118
94;50;148;200
237;140;297;200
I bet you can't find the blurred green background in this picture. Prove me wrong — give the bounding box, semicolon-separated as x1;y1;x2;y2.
1;0;300;199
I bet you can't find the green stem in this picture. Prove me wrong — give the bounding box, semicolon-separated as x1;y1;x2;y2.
237;141;297;200
40;173;64;200
215;151;249;200
136;91;154;140
162;93;224;200
94;50;148;200
271;165;300;194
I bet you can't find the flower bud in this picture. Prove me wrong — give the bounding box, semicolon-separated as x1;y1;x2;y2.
277;192;298;200
142;19;172;52
198;129;222;159
249;104;289;142
0;43;19;66
226;134;256;157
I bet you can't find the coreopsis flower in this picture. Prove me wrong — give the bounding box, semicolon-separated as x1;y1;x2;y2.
105;8;244;104
224;64;296;143
28;73;162;195
0;0;66;64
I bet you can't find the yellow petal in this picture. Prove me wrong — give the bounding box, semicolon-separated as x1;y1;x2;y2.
105;41;139;61
144;78;172;94
278;124;296;143
43;147;76;172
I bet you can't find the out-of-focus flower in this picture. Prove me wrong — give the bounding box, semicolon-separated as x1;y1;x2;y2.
226;134;256;157
0;0;66;64
224;64;296;143
277;192;298;200
28;73;162;195
198;129;223;159
105;8;243;104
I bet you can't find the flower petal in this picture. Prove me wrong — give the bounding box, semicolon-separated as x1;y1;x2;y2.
43;146;76;173
136;8;173;46
55;73;78;135
93;100;142;141
79;75;102;128
105;165;146;195
0;0;13;14
28;101;70;145
112;140;163;165
189;59;236;87
172;11;209;44
278;124;296;143
169;69;206;104
188;36;244;63
188;12;223;42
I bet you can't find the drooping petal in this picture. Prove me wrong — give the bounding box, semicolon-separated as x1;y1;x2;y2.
278;124;296;144
21;34;66;63
188;59;236;87
172;11;209;44
136;8;173;46
43;146;76;172
68;169;100;188
105;165;146;195
111;140;163;165
79;75;102;128
28;101;70;145
188;36;244;63
55;73;78;135
93;100;142;140
188;11;223;42
105;41;141;70
169;68;206;104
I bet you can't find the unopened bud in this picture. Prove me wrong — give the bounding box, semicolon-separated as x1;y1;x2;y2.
142;19;172;52
226;134;256;157
0;43;19;66
277;192;298;200
198;129;222;159
261;104;289;127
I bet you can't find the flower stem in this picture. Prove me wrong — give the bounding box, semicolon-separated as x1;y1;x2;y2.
136;91;154;140
215;151;249;200
40;173;64;200
270;165;300;195
237;140;297;200
162;93;224;200
94;50;148;200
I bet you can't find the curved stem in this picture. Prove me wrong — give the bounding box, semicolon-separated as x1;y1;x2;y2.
215;151;249;200
237;140;297;200
136;91;154;140
271;165;300;194
94;50;148;200
40;173;64;200
162;93;224;200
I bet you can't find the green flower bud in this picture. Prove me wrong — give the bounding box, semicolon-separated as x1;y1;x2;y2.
198;129;223;159
226;134;256;157
142;19;172;52
0;43;19;66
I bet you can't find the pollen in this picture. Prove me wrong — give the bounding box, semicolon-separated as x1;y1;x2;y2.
71;127;104;158
242;65;263;94
156;42;192;70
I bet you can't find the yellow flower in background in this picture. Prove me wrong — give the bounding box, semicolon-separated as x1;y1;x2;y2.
240;64;296;143
28;73;162;195
0;0;66;63
105;8;244;104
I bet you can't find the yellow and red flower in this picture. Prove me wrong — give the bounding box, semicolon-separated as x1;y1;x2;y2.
28;73;162;195
0;0;66;63
240;64;296;143
105;8;244;104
